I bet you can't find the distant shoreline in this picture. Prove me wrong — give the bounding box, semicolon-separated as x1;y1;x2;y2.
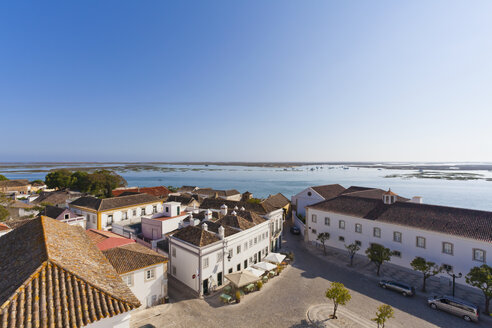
1;162;492;171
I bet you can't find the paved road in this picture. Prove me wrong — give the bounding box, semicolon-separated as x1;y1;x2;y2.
131;228;490;328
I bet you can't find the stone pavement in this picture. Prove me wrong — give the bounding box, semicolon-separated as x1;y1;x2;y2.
304;241;487;310
308;303;374;328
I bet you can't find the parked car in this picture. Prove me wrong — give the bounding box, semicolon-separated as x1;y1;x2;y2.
427;295;479;322
378;280;415;297
290;226;301;235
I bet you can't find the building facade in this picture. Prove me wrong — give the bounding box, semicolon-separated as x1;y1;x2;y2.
291;184;346;217
305;189;492;288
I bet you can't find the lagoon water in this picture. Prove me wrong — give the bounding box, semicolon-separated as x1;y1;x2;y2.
2;164;492;212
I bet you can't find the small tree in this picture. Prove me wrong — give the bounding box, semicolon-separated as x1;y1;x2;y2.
465;265;492;315
0;174;8;181
371;304;394;328
345;243;360;266
256;281;263;290
317;232;330;255
325;282;351;319
365;244;391;276
0;205;9;221
235;290;241;303
410;257;442;292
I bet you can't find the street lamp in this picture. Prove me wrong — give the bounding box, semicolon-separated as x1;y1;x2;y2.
446;269;462;297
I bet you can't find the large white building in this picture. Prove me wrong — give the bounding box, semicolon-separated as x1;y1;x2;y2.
168;210;271;296
291;184;346;217
304;187;492;287
69;193;163;231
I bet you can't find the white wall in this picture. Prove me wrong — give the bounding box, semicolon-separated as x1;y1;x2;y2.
306;207;492;287
122;263;167;308
84;311;132;328
292;187;325;216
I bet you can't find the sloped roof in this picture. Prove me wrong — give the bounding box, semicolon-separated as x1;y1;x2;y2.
200;198;269;215
32;190;84;206
0;217;140;327
103;243;168;274
0;179;30;187
167;194;201;205
112;186;170;198
172;226;221;247
343;187;409;202
0;223;11;232
70;193;160;211
311;184;346;199
308;195;492;243
86;229;135;251
261;193;290;211
42;205;69;219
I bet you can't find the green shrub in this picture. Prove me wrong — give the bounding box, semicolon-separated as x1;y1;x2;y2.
235;290;241;303
256;281;263;290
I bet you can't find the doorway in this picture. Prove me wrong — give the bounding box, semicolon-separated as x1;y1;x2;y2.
217;272;223;286
203;279;209;294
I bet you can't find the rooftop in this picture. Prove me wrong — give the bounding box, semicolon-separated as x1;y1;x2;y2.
70;193;160;211
86;229;136;250
102;243;168;274
112;186;171;198
0;217;140;327
310;184;346;199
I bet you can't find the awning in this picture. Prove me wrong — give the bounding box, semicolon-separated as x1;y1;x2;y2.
264;252;286;264
244;267;266;277
224;270;260;288
252;261;277;271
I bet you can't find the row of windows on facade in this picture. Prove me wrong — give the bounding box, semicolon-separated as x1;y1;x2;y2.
202;246;270;270
122;268;156;287
171;231;269;261
311;215;487;263
85;205;159;225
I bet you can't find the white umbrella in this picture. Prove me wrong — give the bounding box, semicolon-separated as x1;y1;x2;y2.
252;261;277;271
225;270;260;288
264;252;286;264
245;267;266;277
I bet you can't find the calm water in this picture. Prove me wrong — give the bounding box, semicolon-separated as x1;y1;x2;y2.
2;164;492;212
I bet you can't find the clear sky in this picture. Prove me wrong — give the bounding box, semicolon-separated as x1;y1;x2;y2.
1;1;491;162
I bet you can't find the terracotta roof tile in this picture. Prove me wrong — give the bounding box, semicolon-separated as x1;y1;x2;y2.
103;243;168;274
311;184;346;199
70;193;160;211
112;186;170;198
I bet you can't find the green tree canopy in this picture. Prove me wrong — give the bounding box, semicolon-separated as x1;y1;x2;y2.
365;244;392;276
45;169;73;189
410;257;442;292
465;265;492;315
325;282;351;319
0;174;8;181
345;243;361;266
371;304;394;328
317;232;330;255
0;205;9;221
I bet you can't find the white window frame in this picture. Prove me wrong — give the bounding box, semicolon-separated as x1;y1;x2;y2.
324;217;330;226
123;274;133;286
373;227;381;238
355;223;362;233
145;268;156;281
442;242;453;255
339;220;345;230
312;214;317;223
416;236;426;249
393;231;402;243
203;257;209;269
473;249;485;262
217;252;223;263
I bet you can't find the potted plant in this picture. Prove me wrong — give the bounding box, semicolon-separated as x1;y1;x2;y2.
235;290;241;303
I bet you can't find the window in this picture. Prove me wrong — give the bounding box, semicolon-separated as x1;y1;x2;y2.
312;229;317;234
416;236;426;248
228;249;233;259
265;247;268;255
217;252;223;263
393;250;402;258
145;268;155;280
237;245;241;254
123;274;133;286
339;220;345;229
237;263;241;271
373;227;381;238
172;266;176;275
228;268;233;274
473;249;485;262
122;211;128;220
107;215;113;225
203;257;209;269
153;205;157;214
92;215;96;224
311;214;317;223
166;207;169;212
64;213;70;220
355;240;362;246
338;236;345;242
254;237;257;245
442;264;453;272
307;191;312;196
132;209;137;216
244;259;248;268
324;217;330;226
172;247;176;257
355;223;362;233
393;231;402;243
141;207;146;215
442;242;453;255
249;240;253;247
244;242;248;250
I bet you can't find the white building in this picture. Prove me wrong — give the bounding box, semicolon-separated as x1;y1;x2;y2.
291;184;346;217
69;193;163;231
305;187;492;288
141;201;190;240
103;243;169;308
168;210;271;296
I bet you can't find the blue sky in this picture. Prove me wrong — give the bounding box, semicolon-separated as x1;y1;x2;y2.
1;1;491;162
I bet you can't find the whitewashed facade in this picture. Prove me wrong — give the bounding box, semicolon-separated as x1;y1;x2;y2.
120;262;168;308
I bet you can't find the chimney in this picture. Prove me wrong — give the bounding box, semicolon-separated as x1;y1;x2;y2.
410;196;423;204
231;210;237;216
218;226;225;239
202;222;208;231
204;209;212;221
190;215;196;227
220;204;227;215
383;188;397;205
240;206;245;211
234;206;238;211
